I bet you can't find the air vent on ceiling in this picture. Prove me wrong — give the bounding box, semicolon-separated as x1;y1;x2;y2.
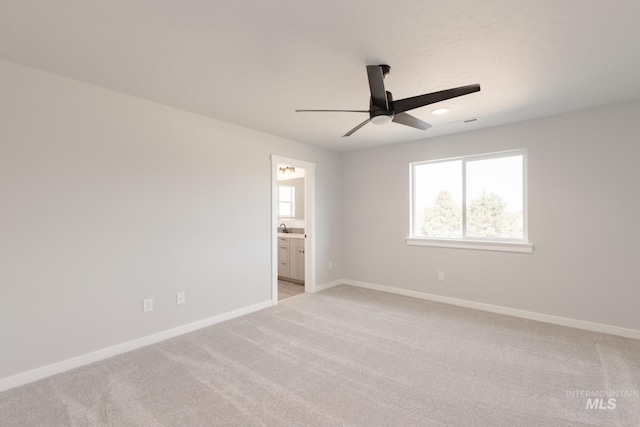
448;117;479;125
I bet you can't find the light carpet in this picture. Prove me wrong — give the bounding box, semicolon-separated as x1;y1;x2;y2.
1;285;639;426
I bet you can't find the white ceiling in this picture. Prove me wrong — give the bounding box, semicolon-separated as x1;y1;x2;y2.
1;1;640;152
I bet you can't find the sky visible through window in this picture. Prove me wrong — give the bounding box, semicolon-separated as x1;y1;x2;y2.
466;156;523;212
414;160;462;216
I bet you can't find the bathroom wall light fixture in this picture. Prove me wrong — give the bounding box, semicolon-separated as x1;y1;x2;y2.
278;166;295;177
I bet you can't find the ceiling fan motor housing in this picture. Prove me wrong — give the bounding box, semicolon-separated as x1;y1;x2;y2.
369;90;394;124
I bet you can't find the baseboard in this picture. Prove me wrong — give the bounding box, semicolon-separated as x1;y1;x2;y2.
343;279;640;340
312;279;342;293
0;299;273;393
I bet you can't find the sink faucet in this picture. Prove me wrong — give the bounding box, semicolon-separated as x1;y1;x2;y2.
279;223;288;233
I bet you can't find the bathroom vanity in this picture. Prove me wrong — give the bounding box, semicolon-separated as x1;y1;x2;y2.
277;233;305;284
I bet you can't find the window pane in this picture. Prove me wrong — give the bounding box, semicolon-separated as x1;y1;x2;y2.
413;160;462;238
279;186;292;202
278;185;295;218
279;202;291;217
466;156;523;239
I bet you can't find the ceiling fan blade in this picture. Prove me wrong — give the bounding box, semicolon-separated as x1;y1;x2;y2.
392;112;432;131
343;118;371;137
295;109;369;113
391;84;480;114
366;65;389;109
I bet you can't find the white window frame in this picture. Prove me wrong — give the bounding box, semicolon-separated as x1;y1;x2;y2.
278;185;295;218
407;149;533;253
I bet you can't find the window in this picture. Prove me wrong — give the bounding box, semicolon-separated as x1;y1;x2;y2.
278;185;295;218
409;150;532;253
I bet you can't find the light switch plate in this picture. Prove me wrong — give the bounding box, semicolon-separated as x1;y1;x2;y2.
176;292;186;305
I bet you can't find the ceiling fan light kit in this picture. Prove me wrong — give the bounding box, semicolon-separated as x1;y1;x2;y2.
370;114;393;125
296;64;480;137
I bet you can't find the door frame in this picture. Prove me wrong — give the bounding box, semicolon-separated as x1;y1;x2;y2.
270;155;316;304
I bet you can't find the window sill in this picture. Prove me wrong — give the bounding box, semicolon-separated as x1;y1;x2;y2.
406;237;534;253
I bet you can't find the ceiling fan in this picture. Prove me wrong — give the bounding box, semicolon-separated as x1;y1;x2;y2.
295;65;480;137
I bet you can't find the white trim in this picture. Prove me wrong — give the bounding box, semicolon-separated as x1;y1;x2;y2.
406;237;534;253
343;279;640;340
0;300;272;392
311;279;343;293
522;150;529;241
271;155;316;304
306;166;316;294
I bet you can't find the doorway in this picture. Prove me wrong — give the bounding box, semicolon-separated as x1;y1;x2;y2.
270;155;315;305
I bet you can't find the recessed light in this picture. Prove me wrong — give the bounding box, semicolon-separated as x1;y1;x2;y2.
432;108;450;115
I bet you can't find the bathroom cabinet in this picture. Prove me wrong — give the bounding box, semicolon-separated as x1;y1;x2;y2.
277;236;305;283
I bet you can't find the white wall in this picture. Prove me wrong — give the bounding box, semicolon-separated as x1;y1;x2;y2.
0;59;343;380
343;99;640;331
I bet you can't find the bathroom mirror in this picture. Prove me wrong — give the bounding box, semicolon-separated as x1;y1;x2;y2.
278;165;305;221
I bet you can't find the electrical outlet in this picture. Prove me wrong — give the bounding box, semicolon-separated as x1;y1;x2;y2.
328;261;333;270
176;292;186;305
438;271;445;281
143;298;153;313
